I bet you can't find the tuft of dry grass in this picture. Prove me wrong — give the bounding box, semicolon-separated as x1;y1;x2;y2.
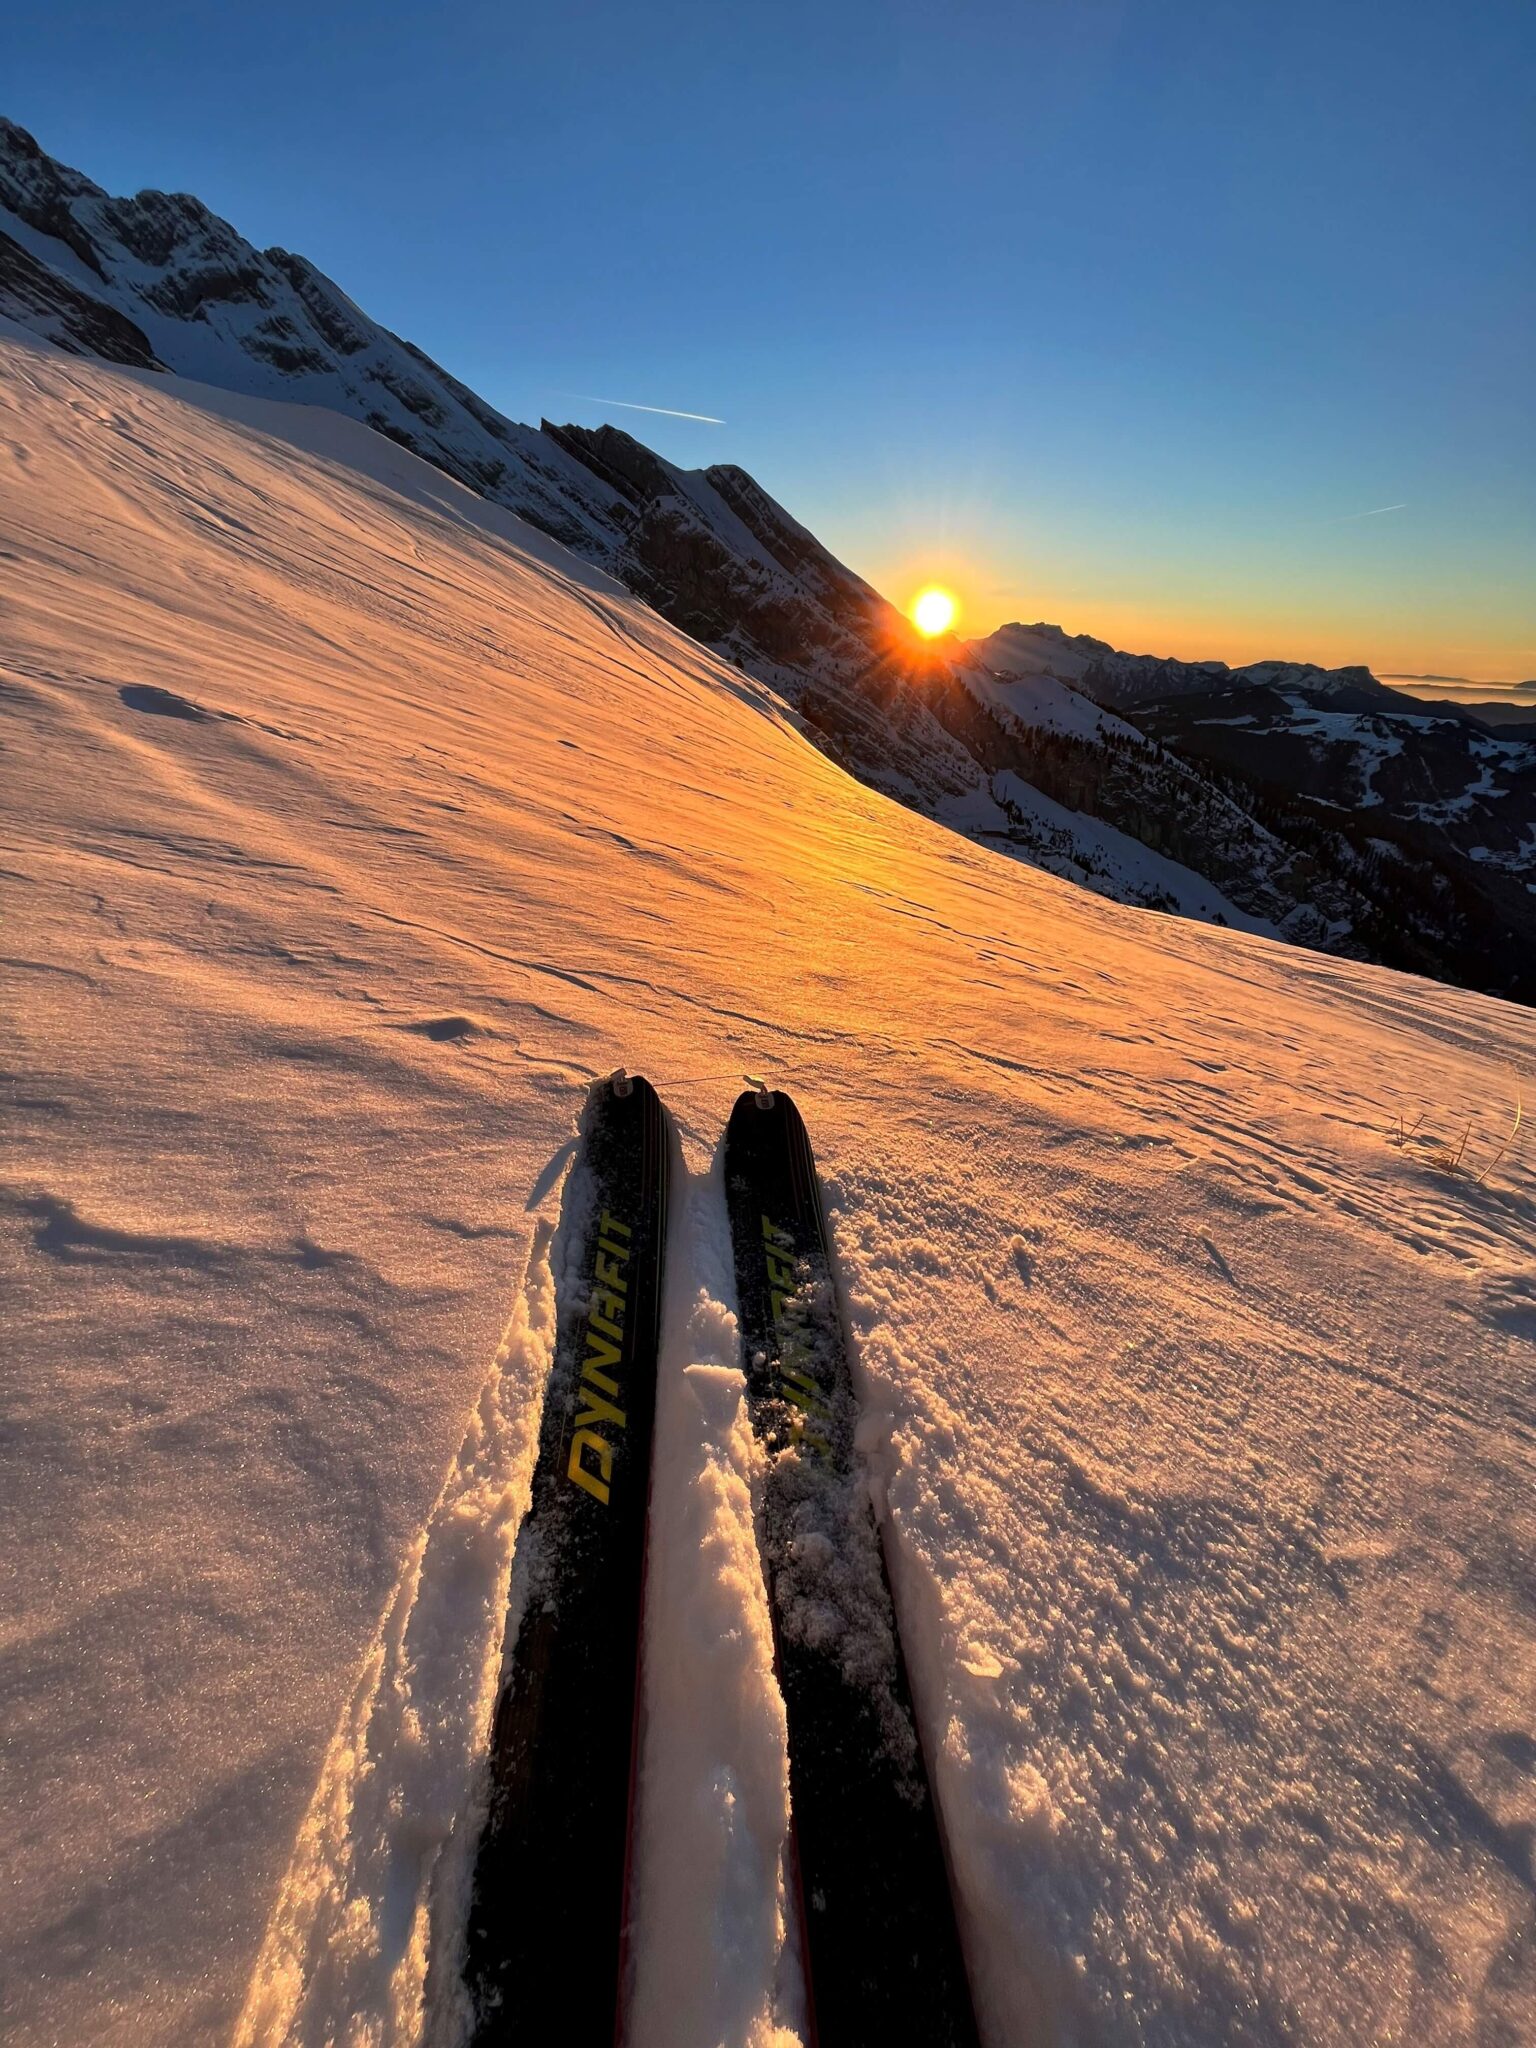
1388;1093;1523;1187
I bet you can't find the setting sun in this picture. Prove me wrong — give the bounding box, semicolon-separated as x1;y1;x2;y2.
910;586;958;638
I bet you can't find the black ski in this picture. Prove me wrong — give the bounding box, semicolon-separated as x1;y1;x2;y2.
463;1071;671;2046
724;1087;979;2048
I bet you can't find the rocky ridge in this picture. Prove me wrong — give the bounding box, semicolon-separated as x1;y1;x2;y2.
3;115;1531;1000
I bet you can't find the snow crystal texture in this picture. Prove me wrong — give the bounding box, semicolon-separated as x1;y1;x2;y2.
2;330;1534;2047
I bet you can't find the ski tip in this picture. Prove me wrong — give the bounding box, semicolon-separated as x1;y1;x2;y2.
594;1066;655;1100
587;1069;665;1122
726;1083;813;1147
731;1082;781;1116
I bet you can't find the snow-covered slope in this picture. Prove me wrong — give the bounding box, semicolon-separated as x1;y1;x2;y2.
4;332;1534;2048
0;116;637;553
986;773;1276;930
0;114;984;824
966;655;1146;746
9;113;1531;1007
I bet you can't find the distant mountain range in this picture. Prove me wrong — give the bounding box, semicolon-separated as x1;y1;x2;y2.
1380;675;1536;727
3;115;1532;1003
1385;673;1536;690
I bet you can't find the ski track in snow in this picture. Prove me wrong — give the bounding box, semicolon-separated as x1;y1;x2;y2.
3;329;1535;2046
233;1218;561;2048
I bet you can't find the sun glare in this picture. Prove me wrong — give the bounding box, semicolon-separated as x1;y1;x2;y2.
910;586;958;638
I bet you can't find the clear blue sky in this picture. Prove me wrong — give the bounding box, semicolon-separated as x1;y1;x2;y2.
5;1;1533;676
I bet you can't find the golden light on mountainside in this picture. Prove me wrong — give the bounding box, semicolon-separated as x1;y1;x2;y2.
910;586;958;637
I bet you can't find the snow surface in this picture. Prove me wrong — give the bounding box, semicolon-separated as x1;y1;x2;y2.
1279;702;1406;808
4;330;1536;2047
964;659;1145;748
981;776;1273;935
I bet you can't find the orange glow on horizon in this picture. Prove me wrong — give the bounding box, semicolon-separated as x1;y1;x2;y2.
886;583;1531;687
864;546;1530;685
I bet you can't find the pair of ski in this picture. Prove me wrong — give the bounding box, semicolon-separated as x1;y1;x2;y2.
461;1074;978;2047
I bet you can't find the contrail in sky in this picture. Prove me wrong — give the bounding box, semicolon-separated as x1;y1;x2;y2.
1330;502;1408;522
564;394;726;424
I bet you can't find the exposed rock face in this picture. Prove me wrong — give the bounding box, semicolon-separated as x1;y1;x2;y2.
0;227;162;367
0;118;635;554
538;420;984;803
3;114;1531;1001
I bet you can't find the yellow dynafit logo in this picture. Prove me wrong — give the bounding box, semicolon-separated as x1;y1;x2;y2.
567;1210;632;1503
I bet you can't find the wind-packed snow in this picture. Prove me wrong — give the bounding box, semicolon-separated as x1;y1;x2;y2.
4;330;1535;2048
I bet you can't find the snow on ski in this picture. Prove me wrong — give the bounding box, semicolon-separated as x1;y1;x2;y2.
724;1087;980;2048
462;1072;671;2046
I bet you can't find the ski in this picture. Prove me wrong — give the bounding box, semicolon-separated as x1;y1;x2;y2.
463;1071;671;2047
724;1086;980;2048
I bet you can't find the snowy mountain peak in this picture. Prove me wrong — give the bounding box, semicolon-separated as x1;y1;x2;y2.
3;114;1533;1002
0;117;636;549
